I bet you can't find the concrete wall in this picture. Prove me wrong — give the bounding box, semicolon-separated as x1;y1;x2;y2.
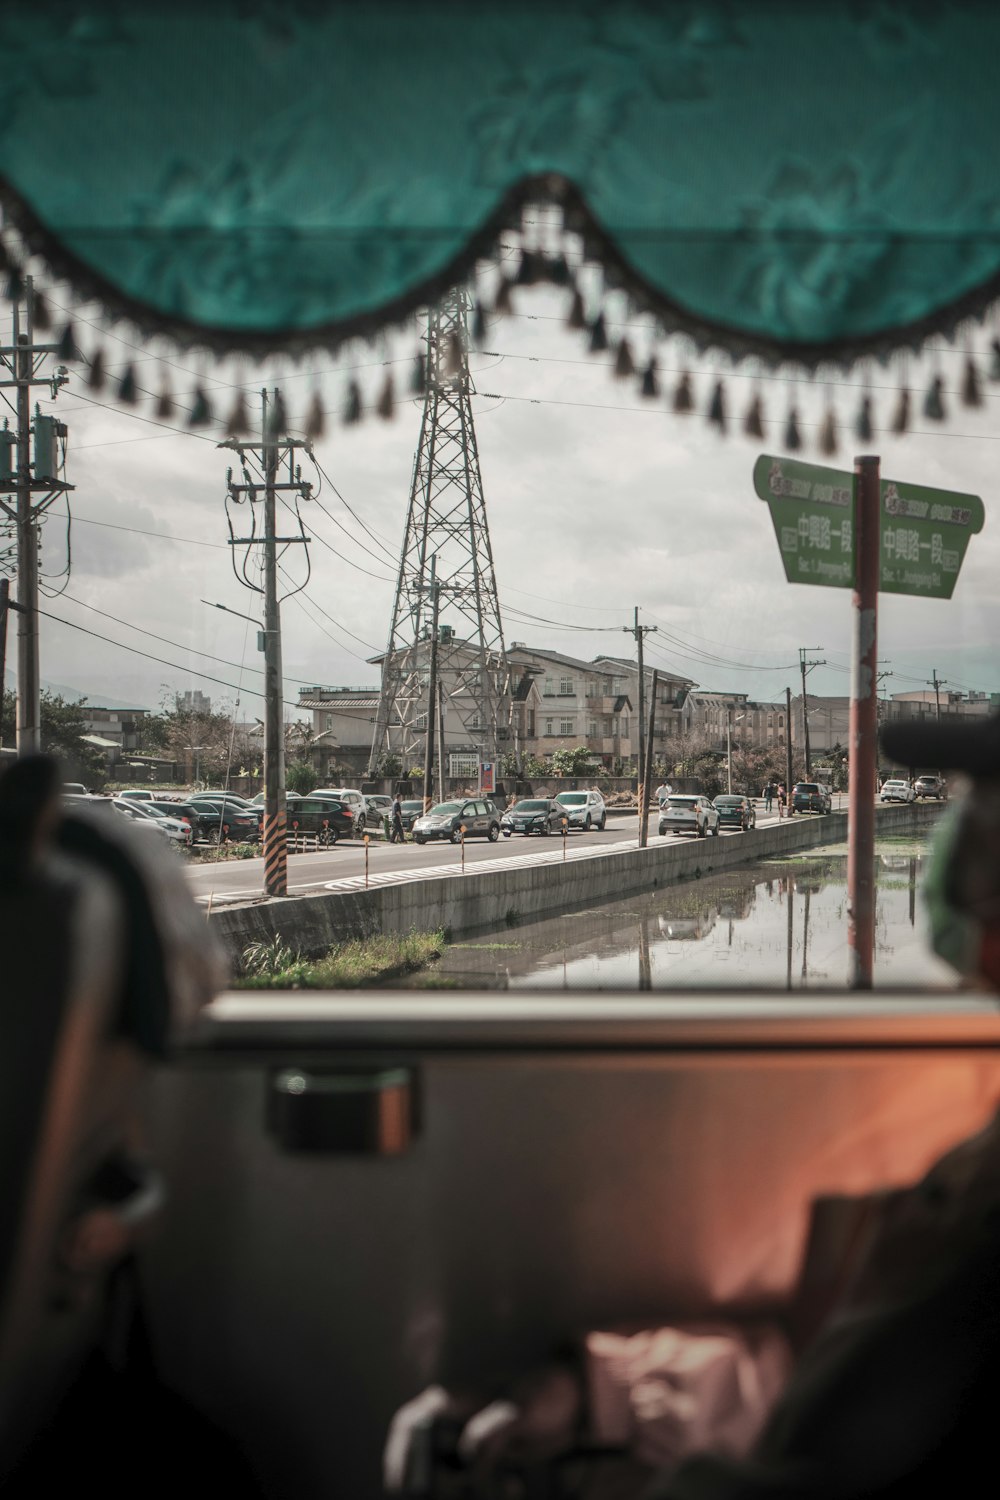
210;802;942;963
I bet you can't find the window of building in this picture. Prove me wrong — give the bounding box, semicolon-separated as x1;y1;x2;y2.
544;677;554;696
603;716;612;734
414;714;427;731
527;709;535;735
559;719;573;735
325;715;333;731
621;717;629;737
611;676;623;693
559;677;574;696
545;718;554;736
587;720;597;737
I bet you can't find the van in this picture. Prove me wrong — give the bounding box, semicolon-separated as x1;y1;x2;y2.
791;782;832;814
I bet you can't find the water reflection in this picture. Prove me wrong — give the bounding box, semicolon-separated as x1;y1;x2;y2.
416;839;954;992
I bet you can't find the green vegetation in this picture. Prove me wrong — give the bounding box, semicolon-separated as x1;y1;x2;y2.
286;759;318;794
236;929;446;988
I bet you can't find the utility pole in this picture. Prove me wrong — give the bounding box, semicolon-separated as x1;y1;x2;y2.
422;555;440;811
624;609;658;790
221;390;313;898
437;679;446;804
0;277;71;754
639;669;658;848
785;686;793;809
798;645;825;779
928;668;947;720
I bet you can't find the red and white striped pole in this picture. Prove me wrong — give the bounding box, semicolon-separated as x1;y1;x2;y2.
847;454;880;989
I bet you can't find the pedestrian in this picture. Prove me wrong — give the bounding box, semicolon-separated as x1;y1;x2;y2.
390;793;405;844
655;780;672;807
763;781;774;812
777;782;786;817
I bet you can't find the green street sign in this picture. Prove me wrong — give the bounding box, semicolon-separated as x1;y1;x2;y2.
752;455;985;599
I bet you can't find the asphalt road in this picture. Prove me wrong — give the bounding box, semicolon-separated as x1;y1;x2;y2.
185;803;814;906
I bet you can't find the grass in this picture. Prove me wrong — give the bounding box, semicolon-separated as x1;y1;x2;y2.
236;929;446;989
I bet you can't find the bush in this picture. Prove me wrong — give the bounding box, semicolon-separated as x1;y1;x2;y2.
286;760;318;794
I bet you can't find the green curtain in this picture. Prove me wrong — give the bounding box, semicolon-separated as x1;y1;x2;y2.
3;1;1000;360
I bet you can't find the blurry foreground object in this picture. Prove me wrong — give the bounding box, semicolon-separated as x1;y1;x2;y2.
0;756;227;1484
880;713;1000;991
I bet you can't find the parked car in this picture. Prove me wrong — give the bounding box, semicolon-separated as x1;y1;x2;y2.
399;799;425;832
186;794;262;841
658;794;720;838
412;798;501;844
500;798;568;837
115;788;156;802
881;778;916;804
313;787;367;833
287;795;357;843
554;789;607;831
249;790;302;809
145;799;221;843
713;794;756;831
791;782;832;815
364;794;395;821
913;774;948;801
110;798;193;846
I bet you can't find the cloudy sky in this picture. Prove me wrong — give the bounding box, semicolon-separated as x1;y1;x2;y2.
7;279;999;726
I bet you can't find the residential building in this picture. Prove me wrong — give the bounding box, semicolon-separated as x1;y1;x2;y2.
506;645;636;767
77;703;150;751
297;687;381;780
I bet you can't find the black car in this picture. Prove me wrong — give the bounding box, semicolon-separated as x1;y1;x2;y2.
500;798;568;837
791;782;832;815
146;799;221;843
399;799;425;832
186;795;262;842
287;795;357;843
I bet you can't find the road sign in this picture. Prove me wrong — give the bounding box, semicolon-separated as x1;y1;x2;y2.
753;455;985;599
480;759;495;794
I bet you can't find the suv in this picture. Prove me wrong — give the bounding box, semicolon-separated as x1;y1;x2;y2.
287;795;357;843
658;794;720;838
412;798;501;844
791;782;832;814
554;789;607;831
313;788;367;834
913;774;947;801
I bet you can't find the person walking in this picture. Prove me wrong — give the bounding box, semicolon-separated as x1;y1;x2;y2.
390;794;405;844
763;781;774;812
776;782;786;817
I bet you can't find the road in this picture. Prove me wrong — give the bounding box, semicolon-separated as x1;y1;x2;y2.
185;802;837;906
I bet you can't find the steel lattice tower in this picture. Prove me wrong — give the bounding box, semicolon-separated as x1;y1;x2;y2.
369;288;508;775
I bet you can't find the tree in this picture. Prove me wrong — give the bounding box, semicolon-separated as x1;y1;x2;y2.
286;760;317;794
550;746;597;777
1;690;103;775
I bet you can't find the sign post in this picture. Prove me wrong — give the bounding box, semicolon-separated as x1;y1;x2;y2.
753;454;984;989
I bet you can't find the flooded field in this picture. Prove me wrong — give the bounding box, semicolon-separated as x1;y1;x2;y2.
413;837;956;991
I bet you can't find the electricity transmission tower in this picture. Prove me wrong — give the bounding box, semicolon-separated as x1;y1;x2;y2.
369;288;508;783
0;277;71;753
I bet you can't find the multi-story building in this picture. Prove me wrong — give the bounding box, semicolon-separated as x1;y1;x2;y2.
78;702;150;751
506;645;635;767
175;690;212;715
297;687;381;780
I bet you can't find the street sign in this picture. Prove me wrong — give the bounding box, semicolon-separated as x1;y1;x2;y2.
753;455;985;599
480;759;495;794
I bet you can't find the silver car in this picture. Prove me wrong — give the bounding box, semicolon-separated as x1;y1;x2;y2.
658;794;721;838
554;789;607;831
313;787;367;833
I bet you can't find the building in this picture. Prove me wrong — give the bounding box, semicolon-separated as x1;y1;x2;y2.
176;690;212;715
506;645;636;768
297;687;381;780
77;703;150;751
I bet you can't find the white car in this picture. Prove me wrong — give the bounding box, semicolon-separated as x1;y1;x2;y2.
880;779;916;804
658;794;721;838
554;789;607;831
313;787;367;833
111;798;193;845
